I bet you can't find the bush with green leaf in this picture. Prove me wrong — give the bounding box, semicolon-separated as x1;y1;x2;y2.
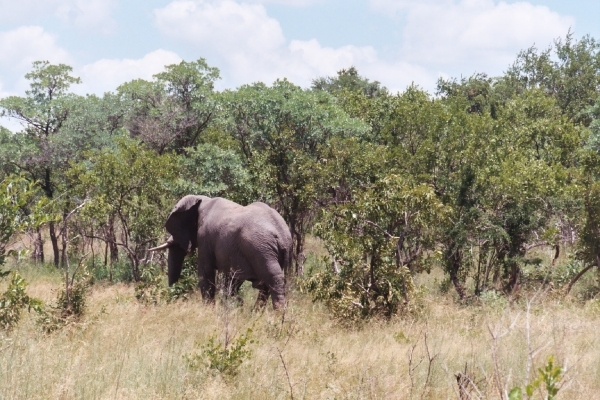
67;138;179;281
0;272;43;331
185;328;255;377
0;175;49;268
305;174;446;322
135;258;197;305
508;356;563;400
36;269;91;333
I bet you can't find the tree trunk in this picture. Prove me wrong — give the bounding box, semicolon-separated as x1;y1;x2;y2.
60;213;68;267
565;256;600;294
551;243;560;267
105;217;119;263
506;261;520;295
447;249;466;300
31;227;44;264
49;221;60;267
289;218;305;275
294;232;305;275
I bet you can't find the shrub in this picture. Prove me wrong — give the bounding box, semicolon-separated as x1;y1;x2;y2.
88;258;135;283
305;175;444;323
0;271;43;331
185;328;255;377
135;258;198;305
134;264;167;305
509;356;563;400
37;269;91;333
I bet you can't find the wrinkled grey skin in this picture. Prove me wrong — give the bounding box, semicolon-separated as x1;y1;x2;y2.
163;195;292;310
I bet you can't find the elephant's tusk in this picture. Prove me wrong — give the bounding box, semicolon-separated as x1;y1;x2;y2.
148;242;170;252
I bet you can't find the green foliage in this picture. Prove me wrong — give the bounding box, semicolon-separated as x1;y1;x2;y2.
0;272;43;331
508;387;523;400
135;258;197;305
166;274;198;302
505;32;600;124
57;274;91;319
35;269;91;333
509;356;563;399
87;258;134;283
221;79;369;267
68;138;179;280
118;58;220;154
0;61;82;197
306;174;445;321
174;142;252;203
185;328;255;377
312;66;387;98
0;175;49;267
134;264;167;305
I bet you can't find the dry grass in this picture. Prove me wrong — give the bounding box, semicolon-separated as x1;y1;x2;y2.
1;263;600;399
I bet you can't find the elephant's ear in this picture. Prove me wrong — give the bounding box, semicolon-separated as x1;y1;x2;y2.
165;196;202;251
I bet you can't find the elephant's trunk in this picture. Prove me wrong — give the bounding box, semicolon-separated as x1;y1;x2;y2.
149;242;170;252
168;246;186;286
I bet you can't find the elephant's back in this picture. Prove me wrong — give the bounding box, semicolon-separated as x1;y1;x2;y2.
245;202;291;240
201;197;291;251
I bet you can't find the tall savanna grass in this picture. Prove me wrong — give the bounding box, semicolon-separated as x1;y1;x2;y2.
1;259;600;399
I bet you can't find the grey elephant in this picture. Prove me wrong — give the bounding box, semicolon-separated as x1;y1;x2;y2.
150;195;292;310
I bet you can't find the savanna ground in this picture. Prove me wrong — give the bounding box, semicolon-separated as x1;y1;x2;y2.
2;240;600;400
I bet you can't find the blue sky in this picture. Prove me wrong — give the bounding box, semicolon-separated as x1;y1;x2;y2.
0;0;598;111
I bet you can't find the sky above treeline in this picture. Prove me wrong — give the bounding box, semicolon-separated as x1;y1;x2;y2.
0;0;599;100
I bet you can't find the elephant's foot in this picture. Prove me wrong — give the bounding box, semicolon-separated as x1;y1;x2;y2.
272;299;286;311
253;290;269;311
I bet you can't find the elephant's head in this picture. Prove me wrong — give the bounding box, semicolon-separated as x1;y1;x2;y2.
150;195;204;285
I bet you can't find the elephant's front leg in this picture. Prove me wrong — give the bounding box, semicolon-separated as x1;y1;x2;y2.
199;268;216;301
198;252;216;301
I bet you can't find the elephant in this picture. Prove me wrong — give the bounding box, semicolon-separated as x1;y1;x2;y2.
150;195;292;310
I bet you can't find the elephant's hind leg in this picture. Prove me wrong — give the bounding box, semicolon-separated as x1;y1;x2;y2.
253;282;270;310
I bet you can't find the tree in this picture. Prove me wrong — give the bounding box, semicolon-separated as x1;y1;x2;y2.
308;172;446;321
174;142;252;204
221;79;368;272
0;175;48;268
67;138;178;281
504;32;600;124
118;59;220;154
312;66;387;98
0;61;82;265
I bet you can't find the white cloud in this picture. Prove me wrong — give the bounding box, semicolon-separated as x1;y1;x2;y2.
76;49;183;95
154;0;431;91
155;0;286;57
0;26;72;96
0;0;117;34
370;0;574;74
0;26;72;71
245;0;326;5
0;26;74;132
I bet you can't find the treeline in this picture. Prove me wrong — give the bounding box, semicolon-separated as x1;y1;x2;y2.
2;33;600;320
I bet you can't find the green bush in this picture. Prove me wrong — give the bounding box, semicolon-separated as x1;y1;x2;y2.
57;276;90;318
185;328;255;377
0;271;43;331
88;258;134;283
305;175;444;323
135;264;167;305
135;258;198;305
509;356;563;400
303;256;417;323
36;269;91;333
